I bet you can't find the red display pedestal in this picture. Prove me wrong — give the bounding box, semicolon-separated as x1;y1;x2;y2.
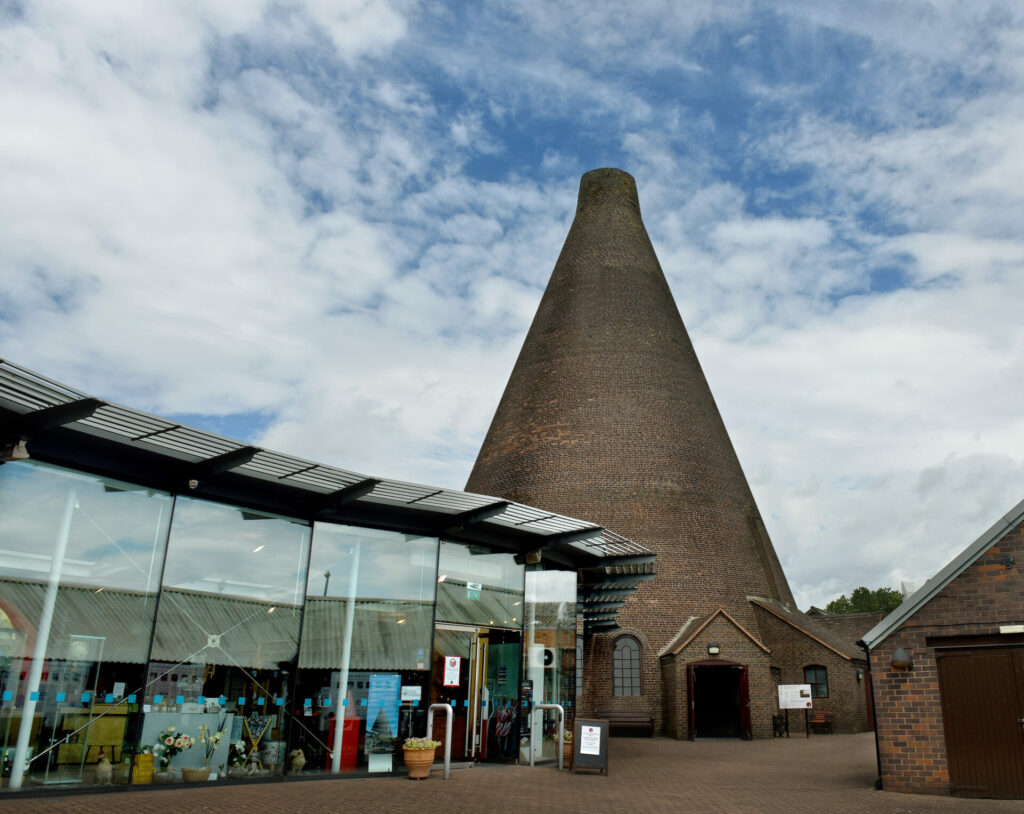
325;717;360;771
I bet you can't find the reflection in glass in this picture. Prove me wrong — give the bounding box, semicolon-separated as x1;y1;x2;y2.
523;570;576;762
435;542;523;628
0;461;171;788
292;524;437;775
144;498;310;782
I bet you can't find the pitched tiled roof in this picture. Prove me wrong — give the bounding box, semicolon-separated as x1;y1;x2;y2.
748;597;864;661
803;610;883;651
660;607;770;657
862;496;1024;649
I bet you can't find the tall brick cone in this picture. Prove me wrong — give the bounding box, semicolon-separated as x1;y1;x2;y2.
466;168;794;720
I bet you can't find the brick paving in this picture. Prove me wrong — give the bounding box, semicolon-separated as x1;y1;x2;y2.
5;734;1022;814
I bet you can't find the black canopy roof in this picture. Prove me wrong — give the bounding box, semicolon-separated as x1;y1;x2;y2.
0;358;654;633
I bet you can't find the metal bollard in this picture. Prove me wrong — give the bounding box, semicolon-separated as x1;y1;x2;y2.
426;703;453;780
529;703;565;770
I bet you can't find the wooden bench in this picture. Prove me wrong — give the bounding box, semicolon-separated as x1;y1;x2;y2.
809;710;832;734
596;708;655;737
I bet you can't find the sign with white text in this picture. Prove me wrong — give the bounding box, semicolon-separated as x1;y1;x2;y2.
572;719;609;775
778;684;813;709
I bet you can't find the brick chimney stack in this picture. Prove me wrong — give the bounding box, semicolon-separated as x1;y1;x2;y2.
466;168;793;723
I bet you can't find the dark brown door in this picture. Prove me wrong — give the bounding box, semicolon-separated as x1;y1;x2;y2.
686;664;695;740
937;647;1024;798
738;667;752;740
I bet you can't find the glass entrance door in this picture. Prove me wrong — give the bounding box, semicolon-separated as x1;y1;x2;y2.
431;625;520;762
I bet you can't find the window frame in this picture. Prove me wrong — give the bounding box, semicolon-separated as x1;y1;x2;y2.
612;635;642;696
803;665;829;698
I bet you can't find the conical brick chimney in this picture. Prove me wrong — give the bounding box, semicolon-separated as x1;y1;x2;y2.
466;168;793;719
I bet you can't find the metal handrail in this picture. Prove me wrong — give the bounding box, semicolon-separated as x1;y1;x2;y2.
529;702;565;770
426;703;453;780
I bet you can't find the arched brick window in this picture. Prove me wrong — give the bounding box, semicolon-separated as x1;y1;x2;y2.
613;636;642;696
804;665;828;698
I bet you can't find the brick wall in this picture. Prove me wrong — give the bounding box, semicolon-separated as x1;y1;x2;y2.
870;518;1024;795
465;168;795;736
751;605;868;734
661;614;774;740
581;627;659;727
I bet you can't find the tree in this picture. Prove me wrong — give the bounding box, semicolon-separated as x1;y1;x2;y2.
825;586;903;616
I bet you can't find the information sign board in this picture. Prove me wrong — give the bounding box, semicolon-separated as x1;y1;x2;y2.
572;719;608;775
778;684;813;709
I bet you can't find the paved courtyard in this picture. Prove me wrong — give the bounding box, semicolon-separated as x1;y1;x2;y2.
5;734;1022;813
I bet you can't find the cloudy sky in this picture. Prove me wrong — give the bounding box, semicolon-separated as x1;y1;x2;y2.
3;1;1024;610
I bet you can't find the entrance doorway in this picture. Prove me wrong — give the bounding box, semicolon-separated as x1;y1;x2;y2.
431;624;521;762
688;661;751;739
937;646;1024;798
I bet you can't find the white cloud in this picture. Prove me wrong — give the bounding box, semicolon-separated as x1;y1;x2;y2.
3;0;1024;617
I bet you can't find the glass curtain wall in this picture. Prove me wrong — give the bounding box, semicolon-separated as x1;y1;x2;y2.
433;543;525;762
293;524;437;775
523;570;576;763
0;461;171;788
434;542;523;628
144;497;310;782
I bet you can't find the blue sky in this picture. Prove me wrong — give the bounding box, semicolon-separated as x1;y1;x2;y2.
3;0;1024;610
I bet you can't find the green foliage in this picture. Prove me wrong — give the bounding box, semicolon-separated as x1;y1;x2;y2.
825;586;903;616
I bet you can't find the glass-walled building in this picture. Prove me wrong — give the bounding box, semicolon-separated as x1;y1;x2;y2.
0;359;653;792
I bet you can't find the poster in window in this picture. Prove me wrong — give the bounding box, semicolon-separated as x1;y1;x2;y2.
443;656;461;687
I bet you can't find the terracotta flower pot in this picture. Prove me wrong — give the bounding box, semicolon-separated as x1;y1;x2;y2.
562;742;573;769
402;748;435;780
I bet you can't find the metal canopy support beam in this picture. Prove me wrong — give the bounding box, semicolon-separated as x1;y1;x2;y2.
582;573;656;591
595;554;657;569
540;527;604;547
444;500;510;532
192;446;259;477
14;397;103;433
321;478;381;511
580;601;625;612
578;587;637;600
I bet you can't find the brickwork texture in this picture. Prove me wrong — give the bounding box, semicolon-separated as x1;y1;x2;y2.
465;168;795;732
751;604;869;734
869;518;1024;795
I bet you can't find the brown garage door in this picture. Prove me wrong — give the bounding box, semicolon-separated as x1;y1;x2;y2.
937;647;1024;798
